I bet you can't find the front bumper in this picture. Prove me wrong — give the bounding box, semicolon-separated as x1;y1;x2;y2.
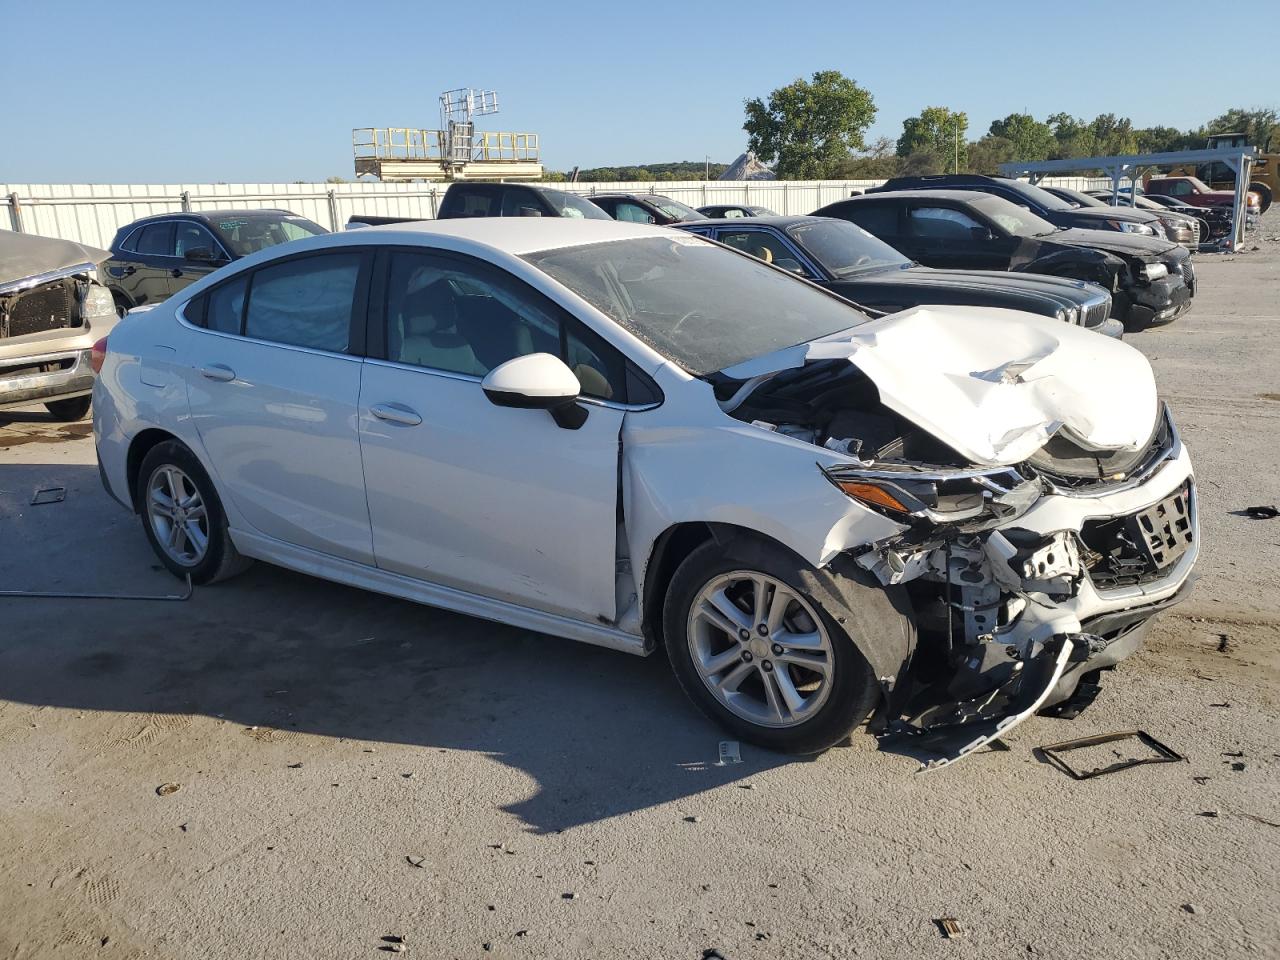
0;347;94;411
1125;274;1193;326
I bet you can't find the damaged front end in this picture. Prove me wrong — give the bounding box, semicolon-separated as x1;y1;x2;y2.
719;314;1197;768
825;407;1194;769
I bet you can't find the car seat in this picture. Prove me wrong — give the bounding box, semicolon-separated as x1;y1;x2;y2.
396;279;486;376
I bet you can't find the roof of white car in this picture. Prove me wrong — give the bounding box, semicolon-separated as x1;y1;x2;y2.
350;217;681;255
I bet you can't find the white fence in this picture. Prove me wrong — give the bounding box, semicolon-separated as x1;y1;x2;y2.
1;177;1115;249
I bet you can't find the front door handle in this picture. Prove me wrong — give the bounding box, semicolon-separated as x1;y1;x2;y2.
199;363;236;382
370;403;422;426
122;265;136;276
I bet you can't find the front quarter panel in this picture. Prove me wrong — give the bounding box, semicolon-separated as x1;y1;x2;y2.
621;370;905;617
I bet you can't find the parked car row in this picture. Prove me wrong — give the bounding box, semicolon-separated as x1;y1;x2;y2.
92;216;1199;764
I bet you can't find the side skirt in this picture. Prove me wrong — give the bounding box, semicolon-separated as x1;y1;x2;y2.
230;528;651;657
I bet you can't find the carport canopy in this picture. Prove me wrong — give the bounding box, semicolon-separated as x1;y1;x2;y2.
999;147;1258;251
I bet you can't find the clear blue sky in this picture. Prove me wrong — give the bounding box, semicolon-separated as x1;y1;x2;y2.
1;0;1273;184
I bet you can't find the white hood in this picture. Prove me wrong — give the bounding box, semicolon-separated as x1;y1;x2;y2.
722;306;1160;466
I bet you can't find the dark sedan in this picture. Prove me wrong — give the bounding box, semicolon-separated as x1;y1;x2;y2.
696;204;778;219
586;193;705;225
868;173;1165;237
103;209;327;313
814;190;1195;329
1041;185;1200;249
677;215;1119;336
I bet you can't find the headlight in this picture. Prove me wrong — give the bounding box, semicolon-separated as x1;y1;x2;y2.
80;283;117;322
1140;263;1169;282
1055;305;1080;325
1108;220;1157;235
823;464;1041;531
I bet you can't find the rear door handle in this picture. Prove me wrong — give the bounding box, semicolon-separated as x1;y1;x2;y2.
122;265;136;276
199;364;236;382
370;402;422;426
170;268;183;278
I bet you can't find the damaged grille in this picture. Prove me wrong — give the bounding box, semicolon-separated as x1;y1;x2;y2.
1079;481;1195;589
2;280;77;339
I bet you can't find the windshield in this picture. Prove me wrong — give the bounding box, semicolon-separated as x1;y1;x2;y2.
523;236;868;376
785;219;909;276
545;191;613;220
970;195;1058;238
212;214;327;256
1001;178;1073;212
650;196;704;222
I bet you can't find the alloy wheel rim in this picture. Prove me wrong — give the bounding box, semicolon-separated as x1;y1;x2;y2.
687;570;835;728
147;465;209;566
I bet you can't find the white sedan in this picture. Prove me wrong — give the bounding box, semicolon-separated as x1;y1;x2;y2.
93;219;1197;759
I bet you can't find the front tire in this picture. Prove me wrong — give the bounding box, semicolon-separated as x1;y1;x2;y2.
136;441;252;585
663;539;881;755
44;395;92;421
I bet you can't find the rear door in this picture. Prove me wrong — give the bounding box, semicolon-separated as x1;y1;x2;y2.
126;220;180;305
183;249;375;563
904;203;1012;270
357;247;628;622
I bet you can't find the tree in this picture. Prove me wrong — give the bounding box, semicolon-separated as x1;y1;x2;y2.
743;70;877;179
1135;125;1196;154
966;135;1015;174
896;106;968;171
987;113;1054;161
831;136;901;179
1206;107;1279;151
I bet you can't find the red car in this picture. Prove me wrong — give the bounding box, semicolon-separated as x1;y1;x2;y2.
1145;176;1261;214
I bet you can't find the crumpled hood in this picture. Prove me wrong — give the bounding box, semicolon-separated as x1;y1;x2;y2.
721;305;1159;466
0;230;111;292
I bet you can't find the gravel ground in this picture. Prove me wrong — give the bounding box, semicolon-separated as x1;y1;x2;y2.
1;215;1278;960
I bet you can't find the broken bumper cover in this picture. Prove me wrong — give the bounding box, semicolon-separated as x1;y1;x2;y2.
0;347;94;410
1128;275;1193;325
873;434;1197;768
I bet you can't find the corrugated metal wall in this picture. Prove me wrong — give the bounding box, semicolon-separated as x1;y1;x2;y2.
1;177;1115;248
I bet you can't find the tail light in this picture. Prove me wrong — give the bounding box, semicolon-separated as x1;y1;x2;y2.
90;336;109;374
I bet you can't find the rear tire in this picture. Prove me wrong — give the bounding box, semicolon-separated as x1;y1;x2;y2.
136;441;252;585
44;395;92;421
1249;182;1272;214
663;539;882;755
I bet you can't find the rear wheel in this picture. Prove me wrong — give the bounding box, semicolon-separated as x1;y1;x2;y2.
136;441;252;584
44;395;92;421
663;540;881;754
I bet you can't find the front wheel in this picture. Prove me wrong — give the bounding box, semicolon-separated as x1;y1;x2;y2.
136;441;252;585
663;540;881;754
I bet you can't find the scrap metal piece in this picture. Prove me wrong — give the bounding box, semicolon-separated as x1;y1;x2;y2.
717;741;742;766
0;574;193;602
934;918;965;939
917;636;1075;773
1038;730;1184;780
1245;504;1278;519
30;486;65;505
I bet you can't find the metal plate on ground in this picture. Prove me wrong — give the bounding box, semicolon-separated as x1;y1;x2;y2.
1038;730;1184;780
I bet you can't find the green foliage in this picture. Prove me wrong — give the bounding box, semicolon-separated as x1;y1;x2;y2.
987;113;1054;161
1206;107;1279;151
743;70;877;179
966;135;1015;174
541;161;728;182
897;106;968;172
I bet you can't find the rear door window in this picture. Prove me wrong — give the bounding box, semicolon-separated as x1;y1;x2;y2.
243;253;362;352
135;222;176;257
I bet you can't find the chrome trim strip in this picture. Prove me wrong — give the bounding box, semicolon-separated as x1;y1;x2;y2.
0;262;96;297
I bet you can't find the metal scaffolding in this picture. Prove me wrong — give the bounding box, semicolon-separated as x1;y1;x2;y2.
999;147;1258;251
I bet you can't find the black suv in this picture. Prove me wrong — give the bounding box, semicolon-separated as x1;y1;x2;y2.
437;183;610;220
586;193;705;225
868;174;1165;237
104;210;327;313
814;190;1195;328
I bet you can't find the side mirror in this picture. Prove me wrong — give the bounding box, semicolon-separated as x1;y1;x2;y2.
969;225;994;242
481;353;587;429
185;246;223;263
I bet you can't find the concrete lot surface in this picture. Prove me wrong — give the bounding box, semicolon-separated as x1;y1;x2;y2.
2;216;1278;959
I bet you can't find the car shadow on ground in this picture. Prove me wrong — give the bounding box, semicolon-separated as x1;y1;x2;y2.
0;461;813;836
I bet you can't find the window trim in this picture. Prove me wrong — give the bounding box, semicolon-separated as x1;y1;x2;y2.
366;245;662;409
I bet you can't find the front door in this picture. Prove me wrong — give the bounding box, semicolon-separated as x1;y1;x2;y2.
116;220;179;306
172;220;230;294
904;204;1012;270
357;248;624;623
183;250;375;563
